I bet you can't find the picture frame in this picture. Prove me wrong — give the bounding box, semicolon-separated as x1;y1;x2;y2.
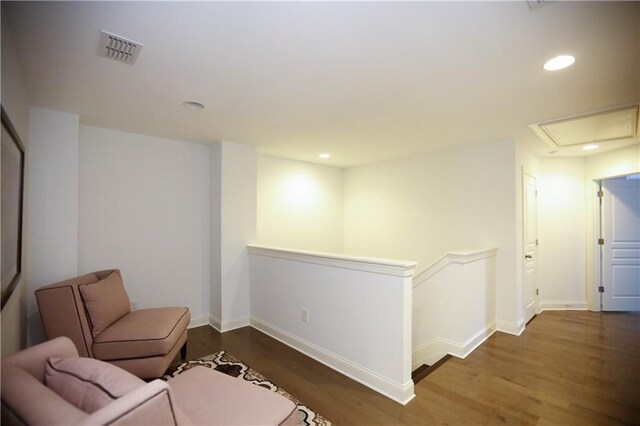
1;107;25;310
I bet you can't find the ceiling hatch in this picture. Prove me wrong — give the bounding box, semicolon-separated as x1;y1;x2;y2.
530;105;639;151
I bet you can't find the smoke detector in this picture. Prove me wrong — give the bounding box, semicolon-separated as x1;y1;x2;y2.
97;31;143;65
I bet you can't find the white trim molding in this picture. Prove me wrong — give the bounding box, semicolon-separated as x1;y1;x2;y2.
413;247;498;288
496;318;525;336
188;316;209;329
250;316;415;405
539;300;588;311
209;315;221;332
209;315;250;333
247;244;417;277
412;321;497;370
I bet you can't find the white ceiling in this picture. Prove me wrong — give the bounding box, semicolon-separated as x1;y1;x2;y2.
4;1;639;167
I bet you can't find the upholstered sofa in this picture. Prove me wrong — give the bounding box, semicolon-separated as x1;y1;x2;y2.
35;269;189;379
0;337;298;425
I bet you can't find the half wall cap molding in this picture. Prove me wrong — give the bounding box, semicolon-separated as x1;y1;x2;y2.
247;244;417;277
413;247;498;288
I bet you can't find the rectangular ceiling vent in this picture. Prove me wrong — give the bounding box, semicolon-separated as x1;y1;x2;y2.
97;31;142;65
529;105;639;151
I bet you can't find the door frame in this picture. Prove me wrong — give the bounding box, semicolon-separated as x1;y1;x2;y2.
589;172;640;311
596;173;640;311
522;170;539;323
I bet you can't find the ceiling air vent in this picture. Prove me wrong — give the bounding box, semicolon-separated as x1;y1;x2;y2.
529;105;639;152
97;31;142;65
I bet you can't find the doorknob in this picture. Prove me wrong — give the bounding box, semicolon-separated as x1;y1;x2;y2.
525;254;533;259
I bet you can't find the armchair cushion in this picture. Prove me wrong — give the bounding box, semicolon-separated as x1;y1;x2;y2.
45;357;145;413
79;271;130;337
93;307;190;360
1;365;88;425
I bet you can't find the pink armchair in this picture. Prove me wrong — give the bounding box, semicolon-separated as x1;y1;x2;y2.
35;269;189;379
0;337;298;425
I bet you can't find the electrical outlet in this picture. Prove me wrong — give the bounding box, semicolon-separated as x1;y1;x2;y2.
302;308;309;323
130;301;138;311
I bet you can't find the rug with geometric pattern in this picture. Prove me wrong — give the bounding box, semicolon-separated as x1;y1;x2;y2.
163;350;332;426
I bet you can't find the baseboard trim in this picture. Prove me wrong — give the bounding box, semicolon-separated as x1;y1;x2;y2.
249;316;415;405
411;321;496;370
208;315;250;333
539;301;588;311
209;315;221;332
188;316;209;329
496;318;525;336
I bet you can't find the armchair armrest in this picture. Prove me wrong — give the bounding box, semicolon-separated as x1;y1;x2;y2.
2;337;79;383
81;380;182;426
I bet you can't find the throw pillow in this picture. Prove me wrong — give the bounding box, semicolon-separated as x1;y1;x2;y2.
45;357;145;413
79;271;130;337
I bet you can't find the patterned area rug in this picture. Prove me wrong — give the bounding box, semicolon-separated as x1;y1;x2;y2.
163;350;332;426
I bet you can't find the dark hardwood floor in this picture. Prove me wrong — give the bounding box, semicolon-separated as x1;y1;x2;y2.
174;311;640;425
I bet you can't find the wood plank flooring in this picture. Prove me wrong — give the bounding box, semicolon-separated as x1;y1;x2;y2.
175;311;640;425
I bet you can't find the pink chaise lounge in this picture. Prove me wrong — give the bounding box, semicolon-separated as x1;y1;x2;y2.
0;336;298;425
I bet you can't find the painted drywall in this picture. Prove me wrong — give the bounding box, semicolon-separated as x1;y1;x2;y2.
0;10;30;355
413;249;497;368
209;143;223;323
343;139;520;332
249;246;415;404
78;126;210;325
210;141;256;330
257;155;343;252
538;157;587;309
25;107;79;345
586;144;639;180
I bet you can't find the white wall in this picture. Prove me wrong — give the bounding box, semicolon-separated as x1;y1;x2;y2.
257;155;343;252
586;144;640;180
343;139;520;332
538;157;587;309
412;249;497;368
209;143;223;323
78;126;210;325
1;9;30;355
249;245;415;404
209;141;256;330
25;108;79;344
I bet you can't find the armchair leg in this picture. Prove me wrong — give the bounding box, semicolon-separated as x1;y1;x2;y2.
180;342;187;361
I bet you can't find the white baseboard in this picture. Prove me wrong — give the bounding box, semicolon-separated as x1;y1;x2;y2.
208;315;250;333
209;314;221;332
249;315;415;405
188;316;209;329
496;318;525;336
411;321;496;370
539;301;588;311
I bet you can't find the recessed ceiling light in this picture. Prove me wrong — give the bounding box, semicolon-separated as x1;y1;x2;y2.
319;153;331;159
582;144;598;151
543;55;575;71
183;101;205;110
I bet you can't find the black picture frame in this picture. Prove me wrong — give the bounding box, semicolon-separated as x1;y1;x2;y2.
1;107;25;310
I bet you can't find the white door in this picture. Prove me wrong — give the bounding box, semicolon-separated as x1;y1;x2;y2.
602;176;640;311
523;173;539;322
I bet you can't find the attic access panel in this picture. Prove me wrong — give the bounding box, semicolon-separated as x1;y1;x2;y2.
530;105;639;150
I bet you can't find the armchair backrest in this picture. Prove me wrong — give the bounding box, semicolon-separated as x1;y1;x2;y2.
35;269;122;357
